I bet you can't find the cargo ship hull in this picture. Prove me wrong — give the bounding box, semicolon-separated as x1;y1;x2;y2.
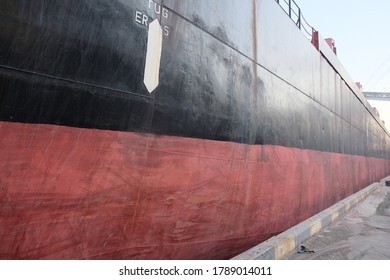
1;0;390;259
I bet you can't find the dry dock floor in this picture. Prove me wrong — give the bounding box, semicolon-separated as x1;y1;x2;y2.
287;183;390;260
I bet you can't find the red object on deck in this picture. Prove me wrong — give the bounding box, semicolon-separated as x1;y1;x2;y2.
325;38;337;55
311;29;319;50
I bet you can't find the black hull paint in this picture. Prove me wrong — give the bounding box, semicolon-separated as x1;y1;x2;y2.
1;0;390;158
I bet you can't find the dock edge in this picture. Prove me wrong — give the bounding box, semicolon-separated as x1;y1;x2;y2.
231;177;390;260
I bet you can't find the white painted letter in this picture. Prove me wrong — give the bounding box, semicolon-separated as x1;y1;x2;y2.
142;14;149;26
135;11;142;24
154;3;161;15
164;26;170;37
162;8;169;19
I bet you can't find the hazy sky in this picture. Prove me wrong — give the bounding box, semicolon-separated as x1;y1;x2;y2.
295;0;390;130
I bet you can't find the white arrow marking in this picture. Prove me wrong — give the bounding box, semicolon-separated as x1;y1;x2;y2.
143;19;163;93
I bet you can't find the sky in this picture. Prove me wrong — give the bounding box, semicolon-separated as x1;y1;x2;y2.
295;0;390;130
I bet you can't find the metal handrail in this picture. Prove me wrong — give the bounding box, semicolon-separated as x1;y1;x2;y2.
275;0;315;39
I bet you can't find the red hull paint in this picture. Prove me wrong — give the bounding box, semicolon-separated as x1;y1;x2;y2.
1;121;390;259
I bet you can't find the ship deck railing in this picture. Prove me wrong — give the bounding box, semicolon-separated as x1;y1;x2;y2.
275;0;315;39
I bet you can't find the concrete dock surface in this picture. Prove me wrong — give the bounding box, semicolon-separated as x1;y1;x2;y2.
287;179;390;260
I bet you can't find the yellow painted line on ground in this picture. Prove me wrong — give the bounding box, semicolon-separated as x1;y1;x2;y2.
331;208;339;222
275;235;295;260
343;200;351;211
310;219;322;236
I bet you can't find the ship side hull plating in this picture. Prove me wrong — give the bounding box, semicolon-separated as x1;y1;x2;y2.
1;0;390;259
